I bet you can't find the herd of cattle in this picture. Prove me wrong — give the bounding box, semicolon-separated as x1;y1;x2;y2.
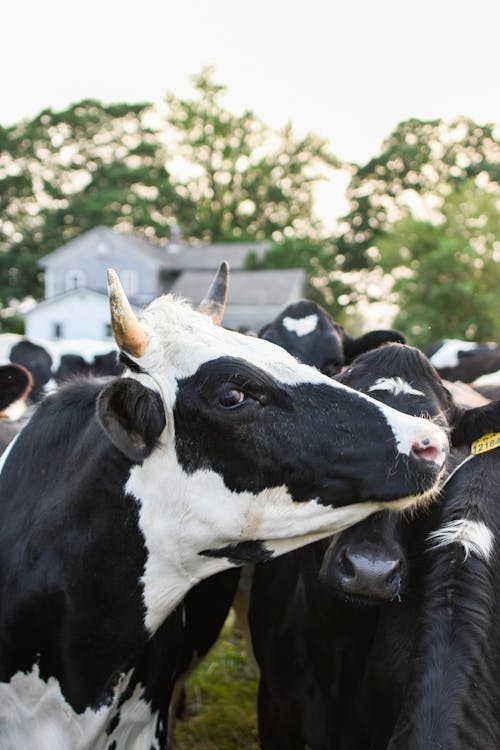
1;263;500;749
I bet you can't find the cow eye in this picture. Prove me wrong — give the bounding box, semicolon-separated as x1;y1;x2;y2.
218;388;247;408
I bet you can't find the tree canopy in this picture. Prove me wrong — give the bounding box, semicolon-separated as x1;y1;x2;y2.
0;69;337;309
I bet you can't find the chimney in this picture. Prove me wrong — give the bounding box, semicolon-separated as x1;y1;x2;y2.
168;223;181;254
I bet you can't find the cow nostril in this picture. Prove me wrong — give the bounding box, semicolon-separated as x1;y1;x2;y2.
385;560;402;586
411;439;445;466
339;550;355;579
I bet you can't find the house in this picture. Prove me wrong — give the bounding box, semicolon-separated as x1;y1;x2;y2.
24;226;306;339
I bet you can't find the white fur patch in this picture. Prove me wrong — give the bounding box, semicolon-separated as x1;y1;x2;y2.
282;314;319;337
473;369;500;387
429;340;478;369
0;665;159;749
368;377;425;398
427;518;495;561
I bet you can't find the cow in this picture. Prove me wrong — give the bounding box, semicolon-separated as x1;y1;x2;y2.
0;264;450;750
0;334;53;402
259;299;406;376
249;343;500;750
428;338;500;382
0;334;123;402
357;438;500;749
48;339;123;383
0;364;34;455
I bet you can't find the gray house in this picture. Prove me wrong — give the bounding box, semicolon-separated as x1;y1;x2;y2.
24;226;306;340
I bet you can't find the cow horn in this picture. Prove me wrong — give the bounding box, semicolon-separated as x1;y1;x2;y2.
198;261;229;325
107;269;147;357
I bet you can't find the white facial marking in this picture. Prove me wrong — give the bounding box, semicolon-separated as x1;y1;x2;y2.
473;369;500;387
282;314;319;337
0;398;28;421
429;340;478;369
368;377;425;398
0;665;159;750
427;518;495;561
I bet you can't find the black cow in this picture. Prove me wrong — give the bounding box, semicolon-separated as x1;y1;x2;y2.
259;299;406;376
249;343;500;750
50;341;123;383
0;335;53;401
0;268;448;748
428;338;500;382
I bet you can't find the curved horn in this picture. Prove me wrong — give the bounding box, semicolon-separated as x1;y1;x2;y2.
107;269;147;357
198;261;229;325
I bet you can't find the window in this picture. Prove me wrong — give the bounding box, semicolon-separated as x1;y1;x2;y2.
104;323;112;338
53;322;63;339
120;270;139;295
65;269;86;291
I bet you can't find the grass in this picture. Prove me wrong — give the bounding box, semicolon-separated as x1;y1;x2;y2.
173;616;260;750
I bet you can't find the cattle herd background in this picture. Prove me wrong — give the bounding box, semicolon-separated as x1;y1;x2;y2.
0;265;500;750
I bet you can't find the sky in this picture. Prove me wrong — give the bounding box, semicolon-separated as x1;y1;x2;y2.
3;0;499;224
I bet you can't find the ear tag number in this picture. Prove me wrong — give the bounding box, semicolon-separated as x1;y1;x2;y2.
471;432;500;455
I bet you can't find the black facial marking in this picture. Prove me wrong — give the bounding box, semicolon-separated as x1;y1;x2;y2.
119;352;146;374
200;540;273;565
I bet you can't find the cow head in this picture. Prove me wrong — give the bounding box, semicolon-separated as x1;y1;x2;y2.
96;266;449;630
259;299;406;377
322;343;500;603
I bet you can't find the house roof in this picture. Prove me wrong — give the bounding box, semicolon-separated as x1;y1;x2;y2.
39;227;271;272
38;226;167;267
170;269;306;307
23;287;141;315
163;241;270;271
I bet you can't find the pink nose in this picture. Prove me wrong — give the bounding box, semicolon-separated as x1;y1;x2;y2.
411;437;446;467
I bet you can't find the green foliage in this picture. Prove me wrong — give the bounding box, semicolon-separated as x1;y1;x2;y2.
174;624;259;750
376;180;500;348
0;70;338;308
338;117;500;269
166;67;338;242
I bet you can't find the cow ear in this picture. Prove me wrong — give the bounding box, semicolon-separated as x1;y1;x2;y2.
97;378;166;462
451;400;500;448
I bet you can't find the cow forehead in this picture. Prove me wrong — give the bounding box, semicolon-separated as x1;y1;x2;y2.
137;296;333;387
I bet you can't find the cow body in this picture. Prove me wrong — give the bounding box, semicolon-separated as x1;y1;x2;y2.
249;344;500;750
0;272;449;749
358;446;500;749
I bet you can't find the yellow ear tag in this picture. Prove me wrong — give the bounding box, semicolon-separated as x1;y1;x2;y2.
471;432;500;455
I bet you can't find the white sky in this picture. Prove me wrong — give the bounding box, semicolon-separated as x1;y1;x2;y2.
2;0;499;225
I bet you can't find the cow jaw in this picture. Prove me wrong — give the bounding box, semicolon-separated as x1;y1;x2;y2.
126;444;443;634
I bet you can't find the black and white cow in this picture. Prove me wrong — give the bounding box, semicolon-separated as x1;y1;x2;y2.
259;299;406;376
249;343;500;750
428;338;500;382
356;436;500;749
0;267;449;749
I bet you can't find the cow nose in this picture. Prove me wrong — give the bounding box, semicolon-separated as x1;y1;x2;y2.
337;549;403;602
411;436;446;467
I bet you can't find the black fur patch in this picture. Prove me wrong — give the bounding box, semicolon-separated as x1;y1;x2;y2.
200;540;273;565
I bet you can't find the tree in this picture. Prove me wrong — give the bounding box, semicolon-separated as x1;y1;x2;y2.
1;72;340;312
165;67;339;242
375;179;500;348
337;117;500;269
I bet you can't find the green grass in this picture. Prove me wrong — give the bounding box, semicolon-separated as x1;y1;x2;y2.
173;618;260;750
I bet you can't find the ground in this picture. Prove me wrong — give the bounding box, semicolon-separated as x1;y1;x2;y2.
173;618;259;750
